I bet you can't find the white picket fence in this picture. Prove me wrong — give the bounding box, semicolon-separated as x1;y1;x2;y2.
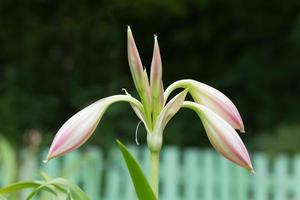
2;146;300;200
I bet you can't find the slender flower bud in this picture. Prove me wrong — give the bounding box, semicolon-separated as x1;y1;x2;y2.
46;95;143;161
127;27;152;122
150;35;164;118
127;26;145;93
165;80;245;132
183;101;253;171
191;82;244;132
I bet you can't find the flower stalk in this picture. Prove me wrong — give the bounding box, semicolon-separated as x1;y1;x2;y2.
150;150;160;197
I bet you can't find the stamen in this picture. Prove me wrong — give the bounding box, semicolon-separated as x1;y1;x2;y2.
135;121;142;145
122;88;129;95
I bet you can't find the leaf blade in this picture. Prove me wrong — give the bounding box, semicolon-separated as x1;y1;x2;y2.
116;140;156;200
0;181;43;194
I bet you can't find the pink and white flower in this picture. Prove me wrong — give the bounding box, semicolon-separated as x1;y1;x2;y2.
183;101;253;171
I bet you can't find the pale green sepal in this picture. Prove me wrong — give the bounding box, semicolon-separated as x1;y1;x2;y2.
147;89;188;151
155;89;188;132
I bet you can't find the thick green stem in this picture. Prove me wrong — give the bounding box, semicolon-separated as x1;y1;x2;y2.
150;150;160;198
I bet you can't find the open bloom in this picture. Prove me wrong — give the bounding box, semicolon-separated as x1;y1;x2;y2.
46;27;253;171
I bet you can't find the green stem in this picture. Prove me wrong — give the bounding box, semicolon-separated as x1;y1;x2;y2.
150;150;160;198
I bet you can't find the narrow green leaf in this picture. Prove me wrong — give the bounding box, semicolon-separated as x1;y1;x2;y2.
50;178;90;200
15;178;89;200
116;140;157;200
0;181;42;194
0;176;89;200
26;182;59;200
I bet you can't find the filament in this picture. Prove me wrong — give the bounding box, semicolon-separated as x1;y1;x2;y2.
135;121;142;145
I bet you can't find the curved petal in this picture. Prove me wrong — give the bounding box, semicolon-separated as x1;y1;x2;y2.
154;89;188;133
46;95;143;161
183;101;253;171
165;79;245;132
147;89;188;151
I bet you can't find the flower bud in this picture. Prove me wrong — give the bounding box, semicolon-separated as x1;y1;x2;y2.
191;82;245;132
46;95;143;161
150;35;164;118
165;80;245;132
183;101;253;171
127;26;145;93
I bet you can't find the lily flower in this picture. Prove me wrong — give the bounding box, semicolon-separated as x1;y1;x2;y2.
165;79;245;132
46;27;252;172
183;101;253;171
46;95;143;161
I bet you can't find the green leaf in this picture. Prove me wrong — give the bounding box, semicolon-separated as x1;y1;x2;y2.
116;140;157;200
25;182;60;200
0;181;43;194
0;176;89;200
49;178;90;200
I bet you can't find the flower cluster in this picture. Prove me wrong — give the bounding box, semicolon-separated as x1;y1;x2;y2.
46;27;253;172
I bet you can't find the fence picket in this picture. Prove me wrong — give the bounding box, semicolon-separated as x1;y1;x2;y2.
182;148;200;200
219;156;231;200
3;147;300;200
41;149;60;177
274;155;289;200
82;148;103;199
104;148;122;200
293;155;300;200
252;153;269;200
203;150;215;200
160;147;180;200
63;151;82;183
235;166;250;200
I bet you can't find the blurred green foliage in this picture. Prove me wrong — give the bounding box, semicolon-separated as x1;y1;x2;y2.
0;172;89;200
0;1;299;150
253;124;300;155
0;136;17;186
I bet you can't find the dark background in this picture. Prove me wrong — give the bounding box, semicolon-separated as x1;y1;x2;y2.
1;0;300;154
